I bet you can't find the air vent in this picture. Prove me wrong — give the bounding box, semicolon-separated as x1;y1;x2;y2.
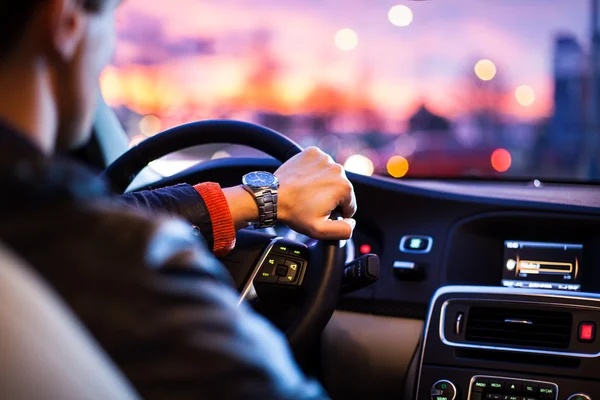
465;307;572;349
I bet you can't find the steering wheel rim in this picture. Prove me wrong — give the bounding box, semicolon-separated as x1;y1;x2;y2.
102;119;345;356
103;120;303;193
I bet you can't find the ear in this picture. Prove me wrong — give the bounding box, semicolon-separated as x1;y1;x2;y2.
45;0;89;61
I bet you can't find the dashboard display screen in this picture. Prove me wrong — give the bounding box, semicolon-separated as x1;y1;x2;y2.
501;240;582;292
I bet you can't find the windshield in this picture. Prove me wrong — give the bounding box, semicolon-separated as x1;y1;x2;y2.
102;0;598;182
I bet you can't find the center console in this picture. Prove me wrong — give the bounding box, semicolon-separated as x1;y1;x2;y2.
415;286;600;400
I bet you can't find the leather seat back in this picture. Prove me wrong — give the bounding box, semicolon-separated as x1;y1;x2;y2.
0;243;139;400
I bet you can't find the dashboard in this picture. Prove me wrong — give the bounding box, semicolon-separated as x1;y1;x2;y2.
145;157;600;400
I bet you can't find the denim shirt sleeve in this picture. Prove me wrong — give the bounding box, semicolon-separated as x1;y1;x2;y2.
119;184;214;248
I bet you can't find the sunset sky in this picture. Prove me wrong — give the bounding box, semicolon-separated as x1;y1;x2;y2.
101;0;589;127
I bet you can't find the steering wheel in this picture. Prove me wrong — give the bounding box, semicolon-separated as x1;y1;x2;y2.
102;120;346;356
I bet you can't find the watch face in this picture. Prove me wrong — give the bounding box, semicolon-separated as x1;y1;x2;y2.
243;171;278;188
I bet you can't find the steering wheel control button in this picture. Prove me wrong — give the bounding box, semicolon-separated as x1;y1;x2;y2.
472;378;488;392
272;244;290;255
275;265;288;277
578;321;596;342
278;260;301;284
255;255;285;283
539;384;556;399
400;235;433;253
289;247;308;259
430;380;457;400
567;395;591;400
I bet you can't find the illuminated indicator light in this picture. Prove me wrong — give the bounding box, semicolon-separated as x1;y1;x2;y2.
359;244;371;254
409;238;422;249
440;383;447;389
261;272;270;277
334;28;358;51
515;85;535;106
344;154;374;176
474;59;497;81
491;148;512;172
579;322;595;341
387;155;409;178
268;259;275;265
388;5;413;27
293;250;301;255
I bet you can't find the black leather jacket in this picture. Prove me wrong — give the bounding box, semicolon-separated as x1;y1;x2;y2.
0;122;328;400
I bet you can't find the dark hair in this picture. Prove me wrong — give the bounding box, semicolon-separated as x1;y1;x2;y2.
0;0;106;60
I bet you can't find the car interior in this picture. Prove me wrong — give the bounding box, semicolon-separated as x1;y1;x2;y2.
2;1;600;399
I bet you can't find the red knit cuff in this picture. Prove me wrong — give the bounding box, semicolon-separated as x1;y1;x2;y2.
193;182;236;257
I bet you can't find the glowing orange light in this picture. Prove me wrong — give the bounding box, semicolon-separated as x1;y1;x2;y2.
360;244;372;254
474;59;497;81
387;155;410;178
491;148;512;172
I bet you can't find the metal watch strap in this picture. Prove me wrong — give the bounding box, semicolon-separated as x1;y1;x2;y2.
253;188;278;229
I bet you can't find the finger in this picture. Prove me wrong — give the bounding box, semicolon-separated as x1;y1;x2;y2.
312;218;356;240
338;185;357;218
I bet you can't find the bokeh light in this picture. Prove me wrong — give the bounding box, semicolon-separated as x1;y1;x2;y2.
394;135;417;157
515;85;535;106
388;5;413;27
129;134;146;148
344;154;374;176
334;28;358;51
139;114;162;137
491;148;512;172
474;59;497;81
387;155;410;178
359;244;372;254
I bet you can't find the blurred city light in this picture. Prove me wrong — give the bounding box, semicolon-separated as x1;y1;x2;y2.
491;148;512;172
515;85;535;106
388;5;413;27
334;28;359;51
474;59;497;81
344;154;374;176
139;114;162;137
387;155;410;178
211;150;232;159
394;135;417;157
129;134;146;148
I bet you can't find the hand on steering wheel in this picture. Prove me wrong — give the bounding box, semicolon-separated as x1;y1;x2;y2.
275;146;357;240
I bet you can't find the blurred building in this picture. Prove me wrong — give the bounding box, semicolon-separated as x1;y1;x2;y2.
549;34;585;172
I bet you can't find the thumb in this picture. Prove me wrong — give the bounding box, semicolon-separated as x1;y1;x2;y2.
312;218;356;240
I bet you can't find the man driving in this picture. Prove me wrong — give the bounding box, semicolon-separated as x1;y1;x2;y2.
0;0;356;398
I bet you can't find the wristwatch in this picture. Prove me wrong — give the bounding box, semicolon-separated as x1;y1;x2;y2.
242;171;280;229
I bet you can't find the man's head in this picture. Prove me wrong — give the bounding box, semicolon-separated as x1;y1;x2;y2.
0;0;119;152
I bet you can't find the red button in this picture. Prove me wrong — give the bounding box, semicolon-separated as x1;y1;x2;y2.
578;322;596;342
